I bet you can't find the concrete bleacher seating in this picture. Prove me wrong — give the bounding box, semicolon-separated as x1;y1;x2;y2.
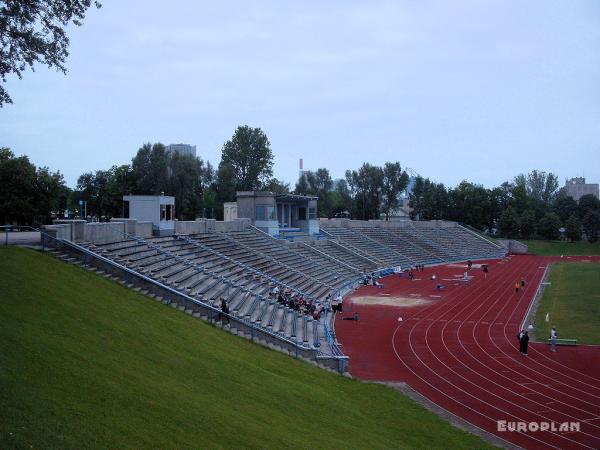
84;233;340;349
320;221;505;267
80;219;504;355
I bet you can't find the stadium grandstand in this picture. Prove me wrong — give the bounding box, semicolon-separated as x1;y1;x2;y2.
39;191;506;372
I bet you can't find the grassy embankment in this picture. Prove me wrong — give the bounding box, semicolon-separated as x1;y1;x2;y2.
521;239;600;256
0;247;492;449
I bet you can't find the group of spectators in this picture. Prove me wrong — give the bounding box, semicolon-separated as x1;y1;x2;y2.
269;285;334;321
218;283;346;326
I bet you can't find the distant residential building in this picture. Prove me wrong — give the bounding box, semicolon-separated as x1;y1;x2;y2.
565;177;599;201
166;143;196;157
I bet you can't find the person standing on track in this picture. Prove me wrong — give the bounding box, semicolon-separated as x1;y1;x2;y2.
483;264;488;278
522;331;530;355
550;327;558;352
517;329;525;354
514;281;520;293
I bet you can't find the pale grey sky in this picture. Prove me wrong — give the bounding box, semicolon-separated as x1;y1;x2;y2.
1;0;599;189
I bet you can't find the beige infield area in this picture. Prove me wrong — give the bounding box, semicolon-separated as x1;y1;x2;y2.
350;295;431;307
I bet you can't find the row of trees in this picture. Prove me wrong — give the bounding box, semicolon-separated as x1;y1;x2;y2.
0;148;69;225
74;126;286;221
0;126;282;224
409;171;600;242
294;162;409;221
2;126;599;242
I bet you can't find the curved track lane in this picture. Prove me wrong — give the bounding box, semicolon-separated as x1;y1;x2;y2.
336;255;600;449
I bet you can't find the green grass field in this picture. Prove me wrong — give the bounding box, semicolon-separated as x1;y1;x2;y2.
521;239;600;256
0;247;491;449
535;263;600;344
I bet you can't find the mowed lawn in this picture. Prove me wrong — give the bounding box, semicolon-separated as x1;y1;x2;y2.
522;239;600;256
535;263;600;344
0;247;491;450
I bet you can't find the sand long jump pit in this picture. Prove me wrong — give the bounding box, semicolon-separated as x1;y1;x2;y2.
349;295;431;307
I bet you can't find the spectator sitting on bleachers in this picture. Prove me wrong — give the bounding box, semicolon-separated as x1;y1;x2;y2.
312;306;322;321
331;293;343;313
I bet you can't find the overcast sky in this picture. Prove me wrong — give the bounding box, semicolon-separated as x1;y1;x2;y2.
1;1;599;189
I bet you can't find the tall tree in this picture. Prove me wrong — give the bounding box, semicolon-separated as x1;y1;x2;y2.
167;153;207;220
578;194;600;219
514;170;559;204
498;206;520;238
565;214;582;242
448;181;490;229
487;183;512;232
263;178;290;195
131;143;169;195
332;179;352;217
381;162;409;221
295;168;334;217
537;212;562;240
218;125;274;194
552;192;578;223
0;0;101;106
409;176;448;221
34;166;69;223
0;148;37;224
582;210;600;243
76;169;111;220
519;210;536;239
294;174;309;195
347;163;384;220
105;164;134;217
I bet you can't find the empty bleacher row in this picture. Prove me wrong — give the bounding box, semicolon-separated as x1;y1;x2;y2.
320;221;505;268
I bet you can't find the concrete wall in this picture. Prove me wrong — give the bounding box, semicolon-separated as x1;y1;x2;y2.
53;220;86;241
111;218;154;238
254;220;279;236
213;218;252;233
176;220;207;234
43;224;72;240
136;221;153;238
224;202;238;221
84;222;125;244
497;239;528;254
320;218;350;227
110;218;137;235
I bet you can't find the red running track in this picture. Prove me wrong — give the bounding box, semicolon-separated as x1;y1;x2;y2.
335;255;600;449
